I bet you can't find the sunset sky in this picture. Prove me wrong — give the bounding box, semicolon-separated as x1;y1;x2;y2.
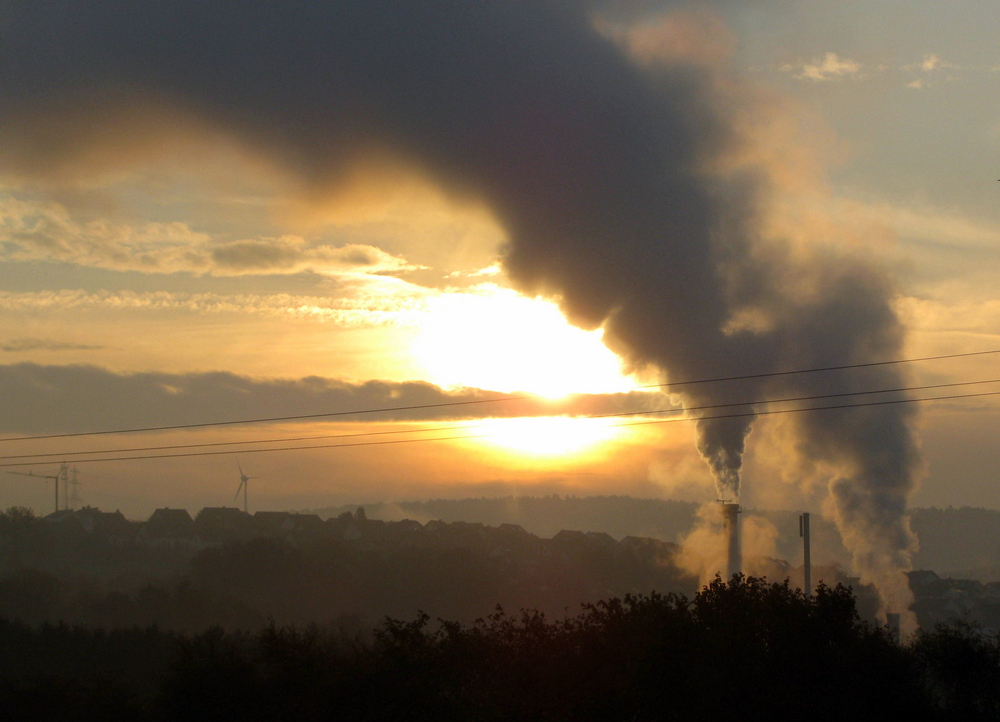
1;0;999;528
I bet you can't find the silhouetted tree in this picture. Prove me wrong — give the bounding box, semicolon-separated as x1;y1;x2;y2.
3;576;997;720
912;619;1000;720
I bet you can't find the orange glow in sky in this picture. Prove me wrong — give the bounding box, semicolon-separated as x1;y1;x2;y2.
411;285;633;397
479;416;623;457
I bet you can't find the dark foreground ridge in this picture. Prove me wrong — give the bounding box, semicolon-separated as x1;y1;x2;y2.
2;577;999;722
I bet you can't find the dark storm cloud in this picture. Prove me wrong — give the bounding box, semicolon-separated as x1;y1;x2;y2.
0;1;920;603
0;363;666;434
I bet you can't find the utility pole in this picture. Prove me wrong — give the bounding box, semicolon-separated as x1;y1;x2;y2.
6;465;66;513
67;466;81;510
56;463;68;512
799;512;812;596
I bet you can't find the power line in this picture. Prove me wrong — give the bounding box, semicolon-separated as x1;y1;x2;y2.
1;347;998;445
634;348;1000;389
3;387;998;469
618;389;1000;429
4;376;1000;463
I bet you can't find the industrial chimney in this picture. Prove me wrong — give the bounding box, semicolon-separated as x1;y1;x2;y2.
799;512;812;596
721;502;741;580
886;613;901;644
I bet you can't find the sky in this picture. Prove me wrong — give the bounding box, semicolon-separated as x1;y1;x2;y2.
0;0;999;557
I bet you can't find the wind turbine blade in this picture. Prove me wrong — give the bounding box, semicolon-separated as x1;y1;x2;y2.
233;480;244;503
237;461;244;476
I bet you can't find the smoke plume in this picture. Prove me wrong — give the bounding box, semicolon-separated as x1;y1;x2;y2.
676;503;782;587
0;1;920;611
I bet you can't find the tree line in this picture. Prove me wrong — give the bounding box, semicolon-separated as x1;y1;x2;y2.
1;576;998;721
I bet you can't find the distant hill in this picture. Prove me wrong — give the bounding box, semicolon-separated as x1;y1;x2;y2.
912;506;1000;581
309;495;701;542
307;496;1000;581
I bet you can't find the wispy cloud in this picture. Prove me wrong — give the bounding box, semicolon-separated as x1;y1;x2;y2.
780;52;988;88
863;201;1000;252
901;53;960;89
902;54;957;73
0;280;562;330
0;195;421;277
895;295;1000;338
1;338;105;352
0;288;432;327
922;54;943;71
792;52;862;81
444;263;502;279
0;363;669;434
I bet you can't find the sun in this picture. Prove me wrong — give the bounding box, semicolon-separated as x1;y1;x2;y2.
411;284;632;397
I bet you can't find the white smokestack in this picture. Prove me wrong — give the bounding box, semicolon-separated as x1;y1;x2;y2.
721;502;741;580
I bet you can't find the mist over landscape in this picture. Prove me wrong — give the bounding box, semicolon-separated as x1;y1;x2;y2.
3;495;1000;719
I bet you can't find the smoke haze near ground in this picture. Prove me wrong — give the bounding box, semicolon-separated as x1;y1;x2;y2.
0;1;920;612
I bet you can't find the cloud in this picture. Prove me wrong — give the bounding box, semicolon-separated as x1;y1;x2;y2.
794;52;862;81
209;238;421;275
0;194;420;277
895;296;1000;339
878;204;1000;252
0;287;430;327
1;338;105;352
922;54;943;72
445;264;502;279
0;363;668;435
903;54;956;73
780;52;974;88
899;54;961;88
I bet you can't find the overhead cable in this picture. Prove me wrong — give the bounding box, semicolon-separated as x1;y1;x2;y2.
3;387;999;468
3;375;1000;462
1;347;998;444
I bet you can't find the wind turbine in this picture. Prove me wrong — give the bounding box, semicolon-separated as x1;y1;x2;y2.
233;462;257;514
6;463;67;513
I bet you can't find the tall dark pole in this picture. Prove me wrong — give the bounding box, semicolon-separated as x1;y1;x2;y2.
722;503;741;580
54;466;61;513
799;512;811;596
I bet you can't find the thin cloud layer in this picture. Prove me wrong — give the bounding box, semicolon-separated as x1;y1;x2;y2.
0;363;667;435
0;288;422;326
779;51;974;89
1;338;105;353
793;52;863;81
0;194;419;277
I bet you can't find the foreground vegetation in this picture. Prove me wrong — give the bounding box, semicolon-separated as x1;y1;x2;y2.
1;576;999;721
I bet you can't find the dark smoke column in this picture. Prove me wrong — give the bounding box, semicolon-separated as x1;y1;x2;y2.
0;0;920;613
